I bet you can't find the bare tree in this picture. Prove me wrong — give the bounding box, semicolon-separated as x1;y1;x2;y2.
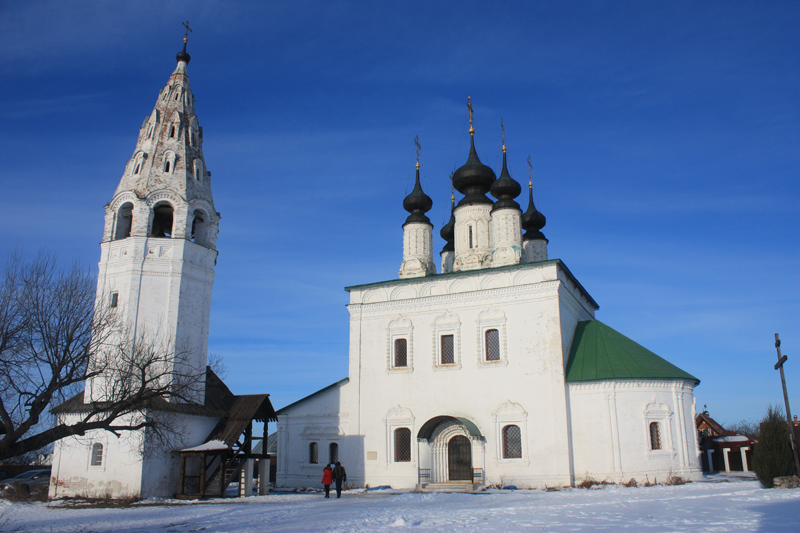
0;251;206;462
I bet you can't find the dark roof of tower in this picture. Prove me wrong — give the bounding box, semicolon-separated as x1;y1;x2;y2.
439;195;456;252
490;147;521;211
521;183;547;241
403;165;433;226
176;38;191;64
452;135;496;207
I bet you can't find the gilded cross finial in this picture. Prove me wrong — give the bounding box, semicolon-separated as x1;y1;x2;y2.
501;118;506;153
467;96;474;135
182;20;192;42
414;135;421;169
527;156;533;189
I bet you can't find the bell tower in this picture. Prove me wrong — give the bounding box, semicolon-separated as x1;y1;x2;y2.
87;35;219;402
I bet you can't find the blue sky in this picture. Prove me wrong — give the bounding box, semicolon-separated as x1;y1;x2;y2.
1;1;798;426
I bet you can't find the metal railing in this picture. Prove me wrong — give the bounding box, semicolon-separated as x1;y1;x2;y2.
473;468;483;484
418;468;431;484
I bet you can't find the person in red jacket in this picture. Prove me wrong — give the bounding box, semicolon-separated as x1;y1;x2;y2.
322;465;333;498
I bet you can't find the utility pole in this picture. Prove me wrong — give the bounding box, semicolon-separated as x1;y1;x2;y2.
773;333;800;477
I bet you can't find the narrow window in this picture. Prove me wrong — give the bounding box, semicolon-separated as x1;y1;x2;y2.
394;338;408;367
146;123;154;139
309;442;319;464
110;292;119;308
649;422;662;450
394;428;411;462
329;442;339;464
502;425;522;458
441;334;454;364
468;226;474;248
90;442;104;466
485;329;500;361
164;160;171;173
169;125;176;138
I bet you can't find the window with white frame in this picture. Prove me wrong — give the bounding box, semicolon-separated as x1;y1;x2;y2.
394;428;411;462
433;312;461;369
485;329;500;361
394;338;408;367
329;442;339;463
493;400;528;463
90;442;104;466
649;422;662;450
440;334;455;364
644;401;672;454
502;425;522;458
387;316;413;371
309;442;319;464
477;308;507;366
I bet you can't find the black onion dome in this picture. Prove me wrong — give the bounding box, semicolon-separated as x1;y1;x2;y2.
403;166;433;226
176;39;191;64
521;185;547;241
490;148;521;212
452;136;496;207
440;196;456;252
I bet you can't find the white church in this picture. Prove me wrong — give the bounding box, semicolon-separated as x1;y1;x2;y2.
276;104;703;489
49;38;276;500
46;36;702;498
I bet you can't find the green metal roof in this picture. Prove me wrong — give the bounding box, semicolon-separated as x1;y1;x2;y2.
565;320;699;384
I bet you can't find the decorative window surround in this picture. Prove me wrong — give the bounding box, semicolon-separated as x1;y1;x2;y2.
492;400;529;465
384;405;415;465
644;400;673;456
433;311;461;370
387;316;414;373
477;307;508;367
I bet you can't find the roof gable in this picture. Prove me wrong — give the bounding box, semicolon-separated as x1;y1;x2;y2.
565;320;699;384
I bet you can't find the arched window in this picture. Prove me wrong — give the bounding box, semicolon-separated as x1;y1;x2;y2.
90;442;104;466
151;202;174;237
485;329;500;361
502;424;522;458
394;428;411;462
649;422;662;450
191;209;210;246
309;442;319;464
329;443;339;464
114;202;133;240
394;338;408;367
146;122;155;139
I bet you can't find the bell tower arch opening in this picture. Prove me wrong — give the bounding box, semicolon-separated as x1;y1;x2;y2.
151;202;174;237
114;202;133;240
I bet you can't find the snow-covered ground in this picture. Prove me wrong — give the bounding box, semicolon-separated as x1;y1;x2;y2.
2;475;798;532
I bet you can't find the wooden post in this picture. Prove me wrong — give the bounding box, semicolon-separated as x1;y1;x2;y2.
774;333;800;476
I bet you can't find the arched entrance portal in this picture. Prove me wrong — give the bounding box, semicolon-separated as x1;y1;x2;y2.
417;416;483;484
448;435;472;481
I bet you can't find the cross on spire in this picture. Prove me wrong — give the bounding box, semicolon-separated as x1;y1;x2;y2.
527;156;533;188
467;96;474;135
414;135;421;169
182;20;192;41
501;118;506;152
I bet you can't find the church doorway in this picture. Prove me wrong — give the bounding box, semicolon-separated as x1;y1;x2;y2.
448;435;472;481
416;415;484;484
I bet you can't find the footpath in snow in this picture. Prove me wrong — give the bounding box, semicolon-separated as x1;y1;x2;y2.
1;475;798;532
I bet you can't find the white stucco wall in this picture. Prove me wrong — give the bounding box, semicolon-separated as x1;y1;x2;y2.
49;411;219;499
567;380;702;483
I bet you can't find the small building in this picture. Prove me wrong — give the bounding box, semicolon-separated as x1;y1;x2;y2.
695;411;757;473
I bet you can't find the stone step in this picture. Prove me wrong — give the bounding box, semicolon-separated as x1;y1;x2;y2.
416;482;479;493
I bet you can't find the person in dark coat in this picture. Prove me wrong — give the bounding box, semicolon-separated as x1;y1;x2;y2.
322;465;333;498
332;461;347;498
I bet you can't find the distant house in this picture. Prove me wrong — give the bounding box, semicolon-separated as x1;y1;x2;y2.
695;411;757;473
